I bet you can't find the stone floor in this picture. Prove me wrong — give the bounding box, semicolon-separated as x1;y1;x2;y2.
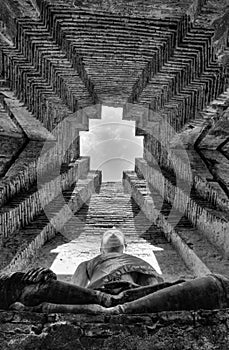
1;309;229;350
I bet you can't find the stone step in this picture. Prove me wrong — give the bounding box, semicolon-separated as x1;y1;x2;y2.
35;3;183;105
37;0;192;23
0;110;22;140
141;129;229;214
0;157;89;239
135;158;229;257
0;141;44;207
19;9;98;102
123;170;229;277
129;19;225;130
16;21;94;108
0;24;94;133
157;87;229;153
1;89;55;141
3;44;92;116
0;77;85;206
137;63;223;114
1;45;75;130
38;3;182;33
0;136;25;178
0;91;27;178
1;170;101;273
21;181;194;282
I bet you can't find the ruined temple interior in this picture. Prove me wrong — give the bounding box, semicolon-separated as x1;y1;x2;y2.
0;0;229;348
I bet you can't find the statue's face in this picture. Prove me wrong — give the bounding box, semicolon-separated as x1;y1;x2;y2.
101;230;125;251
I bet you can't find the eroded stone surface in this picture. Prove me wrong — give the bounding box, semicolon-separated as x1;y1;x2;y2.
0;309;228;350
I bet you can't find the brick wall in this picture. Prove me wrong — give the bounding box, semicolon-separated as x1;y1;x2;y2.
0;157;89;240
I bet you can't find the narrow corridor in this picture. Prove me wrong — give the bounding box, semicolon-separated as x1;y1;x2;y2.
27;182;194;282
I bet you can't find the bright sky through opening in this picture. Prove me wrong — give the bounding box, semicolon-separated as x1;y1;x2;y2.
80;106;143;182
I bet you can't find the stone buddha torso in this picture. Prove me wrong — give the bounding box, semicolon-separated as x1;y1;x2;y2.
85;252;164;289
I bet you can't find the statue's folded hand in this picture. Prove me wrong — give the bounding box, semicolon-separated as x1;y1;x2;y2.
22;267;57;284
9;302;29;312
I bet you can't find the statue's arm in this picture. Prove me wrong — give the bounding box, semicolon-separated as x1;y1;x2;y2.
22;267;57;283
72;261;90;288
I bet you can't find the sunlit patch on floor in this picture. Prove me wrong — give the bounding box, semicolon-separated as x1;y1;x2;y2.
49;237;163;281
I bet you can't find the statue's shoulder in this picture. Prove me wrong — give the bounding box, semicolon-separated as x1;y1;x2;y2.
0;271;24;285
86;254;103;273
210;273;229;290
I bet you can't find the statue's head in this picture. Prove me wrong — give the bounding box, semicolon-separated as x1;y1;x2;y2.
100;227;126;254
